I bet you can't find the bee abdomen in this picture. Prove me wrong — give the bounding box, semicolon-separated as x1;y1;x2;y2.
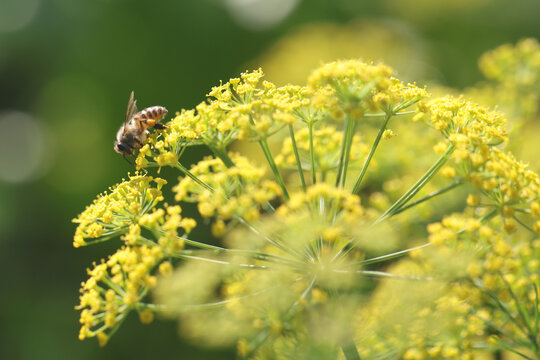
136;106;168;121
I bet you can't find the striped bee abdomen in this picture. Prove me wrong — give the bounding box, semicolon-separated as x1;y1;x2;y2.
135;106;168;121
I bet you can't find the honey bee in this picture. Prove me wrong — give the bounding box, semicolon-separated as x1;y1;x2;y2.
114;91;167;159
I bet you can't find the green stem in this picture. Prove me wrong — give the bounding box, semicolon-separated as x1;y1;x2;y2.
235;216;303;259
336;116;357;188
102;277;126;297
182;237;223;250
175;162;214;192
352;113;391;194
374;144;456;224
479;208;498;223
479;281;533;342
176;144;187;159
331;145;455;263
182;281;297;313
81;229;127;246
393;98;421;113
490;337;536;360
534;283;539;342
259;137;289;200
288;124;307;191
351;270;432;281
341;343;361;360
513;215;538;235
476;315;519;344
308;122;317;185
335;116;355;188
347;243;431;266
364;110;416;118
501;275;538;348
138;303;167;312
173;253;269;269
101;313;128;339
180;248;303;267
241;276;311;359
208;144;235;168
391;179;464;216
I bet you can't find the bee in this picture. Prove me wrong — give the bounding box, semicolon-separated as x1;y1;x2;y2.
114;91;167;160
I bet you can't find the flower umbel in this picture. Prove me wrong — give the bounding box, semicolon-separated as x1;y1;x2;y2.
72;174;166;247
73;56;540;359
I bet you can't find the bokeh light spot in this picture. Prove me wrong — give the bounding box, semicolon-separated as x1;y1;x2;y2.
0;0;40;33
0;111;52;183
222;0;300;30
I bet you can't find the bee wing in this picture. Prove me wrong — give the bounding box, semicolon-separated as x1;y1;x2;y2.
125;91;139;122
123;91;139;135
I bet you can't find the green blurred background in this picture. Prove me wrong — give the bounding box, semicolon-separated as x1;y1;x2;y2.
0;0;539;359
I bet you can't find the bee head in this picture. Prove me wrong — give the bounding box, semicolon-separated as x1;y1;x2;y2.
114;141;133;155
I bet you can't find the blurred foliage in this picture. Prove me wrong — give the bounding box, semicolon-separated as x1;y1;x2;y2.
1;0;540;359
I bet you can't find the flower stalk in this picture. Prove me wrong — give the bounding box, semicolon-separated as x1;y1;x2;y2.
352;113;391;194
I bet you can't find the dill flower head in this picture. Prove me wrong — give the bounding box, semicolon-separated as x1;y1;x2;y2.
156;183;402;356
420;96;508;148
172;153;283;223
308;60;427;119
463;38;540;134
206;79;310;142
76;244;165;346
74;57;540;359
479;38;540;87
422;213;540;355
73;176;195;345
354;260;480;360
72;174;166;247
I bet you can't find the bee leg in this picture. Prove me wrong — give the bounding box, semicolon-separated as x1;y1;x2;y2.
122;154;134;166
144;119;165;129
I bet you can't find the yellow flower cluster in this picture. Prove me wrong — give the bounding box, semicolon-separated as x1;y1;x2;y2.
424;105;540;232
419;96;508;152
415;97;540;230
173;153;282;227
427;213;486;246
134;108;205;170
138;204;196;245
72;174;166;247
203;70;306;138
307;60;427;119
459;38;540;134
74;54;540;357
76;244;166;346
473;238;540;353
277;183;363;221
307;60;394;92
74;175;197;345
419;145;539;352
465;149;540;228
355;261;482;360
204;76;310;142
274;184;365;246
134;70;315;172
423;213;540;354
479;38;540;87
275;125;369;175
